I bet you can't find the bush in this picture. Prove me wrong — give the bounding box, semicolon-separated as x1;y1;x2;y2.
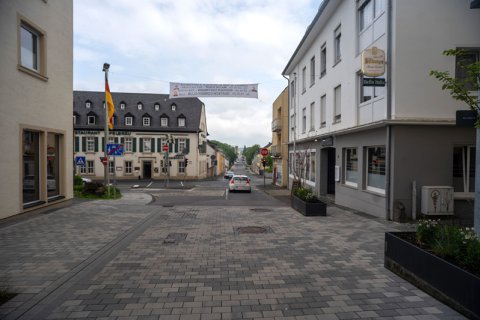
416;220;480;276
294;187;319;203
74;175;83;186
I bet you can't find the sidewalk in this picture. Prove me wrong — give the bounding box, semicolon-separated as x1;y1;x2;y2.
0;192;464;319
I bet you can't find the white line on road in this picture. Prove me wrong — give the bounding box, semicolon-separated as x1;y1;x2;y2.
146;182;153;188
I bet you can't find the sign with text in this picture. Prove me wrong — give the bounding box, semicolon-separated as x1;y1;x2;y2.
170;82;258;99
363;78;386;87
361;46;385;77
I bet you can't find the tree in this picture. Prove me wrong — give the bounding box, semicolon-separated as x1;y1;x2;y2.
430;48;480;235
209;140;237;166
243;144;260;165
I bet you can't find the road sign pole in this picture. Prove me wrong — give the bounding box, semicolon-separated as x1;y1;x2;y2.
103;64;110;197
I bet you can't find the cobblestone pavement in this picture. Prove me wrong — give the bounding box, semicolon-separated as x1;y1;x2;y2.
0;193;465;320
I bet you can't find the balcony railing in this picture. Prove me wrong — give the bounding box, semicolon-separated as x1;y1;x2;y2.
271;119;282;132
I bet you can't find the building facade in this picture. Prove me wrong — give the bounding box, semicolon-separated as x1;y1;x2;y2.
73;91;208;181
0;0;73;220
283;0;479;220
271;87;289;187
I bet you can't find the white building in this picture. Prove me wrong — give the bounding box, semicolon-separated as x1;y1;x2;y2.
74;91;209;181
283;0;479;220
0;0;73;220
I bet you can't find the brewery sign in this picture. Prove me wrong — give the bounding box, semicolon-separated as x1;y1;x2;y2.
361;46;385;77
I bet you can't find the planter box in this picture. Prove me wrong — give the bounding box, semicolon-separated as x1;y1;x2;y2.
385;232;480;320
291;195;326;216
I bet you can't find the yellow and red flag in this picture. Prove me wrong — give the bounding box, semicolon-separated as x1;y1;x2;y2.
106;80;115;130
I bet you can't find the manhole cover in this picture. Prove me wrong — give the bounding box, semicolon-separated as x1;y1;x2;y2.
234;226;273;234
250;208;273;212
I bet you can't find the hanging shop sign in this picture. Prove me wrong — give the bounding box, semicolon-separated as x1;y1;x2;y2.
361;46;386;77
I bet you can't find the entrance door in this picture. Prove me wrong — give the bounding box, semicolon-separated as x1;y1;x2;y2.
143;161;152;179
327;148;335;195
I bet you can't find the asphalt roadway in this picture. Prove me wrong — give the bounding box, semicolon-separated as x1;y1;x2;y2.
0;186;466;320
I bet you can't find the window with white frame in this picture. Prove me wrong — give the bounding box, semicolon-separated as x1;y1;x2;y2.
73;115;77;125
344;148;358;187
178;138;186;153
302;108;306;133
108;160;114;174
290;80;296;108
178;117;186;127
125;160;132;174
85;101;91;109
310;56;316;86
171;104;176;111
120;102;125;110
302;66;306;92
19;21;44;74
453;146;475;193
88;115;96;125
360;74;385;103
334;85;341;122
108;136;115;144
366;146;386;193
124;137;133;152
86;137;95;152
79;164;86;174
320;44;327;77
161;117;168;127
137;103;143;110
359;0;386;31
125;116;133;126
320;94;326;127
154;103;160;111
310;152;316;182
334;25;341;63
86;160;94;174
179;160;186;174
143;117;150;126
143;138;151;153
310;102;315;131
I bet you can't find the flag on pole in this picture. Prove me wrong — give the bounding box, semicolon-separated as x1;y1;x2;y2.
106;80;115;130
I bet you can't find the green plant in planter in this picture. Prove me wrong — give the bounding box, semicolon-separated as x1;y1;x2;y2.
294;187;319;203
416;219;440;245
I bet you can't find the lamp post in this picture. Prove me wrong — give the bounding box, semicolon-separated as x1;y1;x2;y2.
102;63;110;193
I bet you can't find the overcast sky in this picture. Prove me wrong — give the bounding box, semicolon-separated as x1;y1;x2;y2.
74;0;322;148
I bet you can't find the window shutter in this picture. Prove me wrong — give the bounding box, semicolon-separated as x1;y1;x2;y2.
81;137;86;152
95;137;99;152
139;138;143;152
175;139;179;153
133;138;137;152
185;139;190;154
157;138;161;152
169;141;173;152
75;137;79;152
151;138;155;152
121;137;124;144
101;137;104;152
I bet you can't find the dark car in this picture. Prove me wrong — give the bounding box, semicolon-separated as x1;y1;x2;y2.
224;171;234;179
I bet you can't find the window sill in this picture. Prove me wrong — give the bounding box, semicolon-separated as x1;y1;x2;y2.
17;65;48;81
364;187;386;196
319;72;326;79
333;59;341;68
23;200;46;209
343;182;358;189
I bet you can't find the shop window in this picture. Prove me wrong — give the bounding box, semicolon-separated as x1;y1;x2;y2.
344;148;358;187
23;130;40;205
46;133;60;198
453;146;475;194
365;146;386;193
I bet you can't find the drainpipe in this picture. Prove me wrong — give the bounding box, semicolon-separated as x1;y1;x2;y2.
385;0;393;220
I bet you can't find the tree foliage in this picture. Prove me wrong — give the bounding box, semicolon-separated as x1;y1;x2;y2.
243;144;260;165
430;49;480;125
209;140;237;165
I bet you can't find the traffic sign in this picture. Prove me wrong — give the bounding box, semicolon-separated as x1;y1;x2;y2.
75;156;86;166
107;143;124;156
100;157;108;166
260;148;269;156
163;144;169;152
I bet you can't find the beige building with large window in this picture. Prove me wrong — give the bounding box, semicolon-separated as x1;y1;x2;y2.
0;0;73;220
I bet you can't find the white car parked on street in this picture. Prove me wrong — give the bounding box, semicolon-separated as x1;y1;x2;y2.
228;175;251;193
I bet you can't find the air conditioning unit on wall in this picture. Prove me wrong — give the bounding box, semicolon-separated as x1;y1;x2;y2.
421;186;454;215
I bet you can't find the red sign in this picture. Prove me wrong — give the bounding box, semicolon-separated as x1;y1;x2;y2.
260;148;269;156
100;157;108;166
163;144;169;152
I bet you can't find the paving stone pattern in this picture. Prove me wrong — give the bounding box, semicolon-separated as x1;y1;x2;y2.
0;197;466;319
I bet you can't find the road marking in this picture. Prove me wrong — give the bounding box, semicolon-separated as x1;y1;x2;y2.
225;188;228;200
146;182;153;188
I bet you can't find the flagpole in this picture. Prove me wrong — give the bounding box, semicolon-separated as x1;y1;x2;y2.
103;63;110;195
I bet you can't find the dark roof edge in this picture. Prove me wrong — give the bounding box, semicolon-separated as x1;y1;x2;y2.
282;0;330;76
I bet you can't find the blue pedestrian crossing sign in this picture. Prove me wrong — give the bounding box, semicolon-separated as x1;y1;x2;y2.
107;143;124;156
75;156;86;166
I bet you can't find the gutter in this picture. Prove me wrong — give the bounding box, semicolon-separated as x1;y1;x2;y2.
385;0;393;220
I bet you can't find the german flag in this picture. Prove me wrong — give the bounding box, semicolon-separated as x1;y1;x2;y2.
106;80;114;130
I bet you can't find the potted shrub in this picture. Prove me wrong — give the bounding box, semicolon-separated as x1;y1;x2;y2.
385;221;480;319
291;187;326;216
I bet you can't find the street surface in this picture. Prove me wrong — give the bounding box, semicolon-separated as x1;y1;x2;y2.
0;163;465;319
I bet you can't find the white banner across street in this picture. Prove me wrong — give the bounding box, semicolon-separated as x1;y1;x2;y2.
169;82;258;99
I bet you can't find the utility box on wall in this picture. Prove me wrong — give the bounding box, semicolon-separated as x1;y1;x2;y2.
421;186;454;215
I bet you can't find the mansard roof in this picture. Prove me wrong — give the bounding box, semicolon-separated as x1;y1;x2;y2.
73;91;204;132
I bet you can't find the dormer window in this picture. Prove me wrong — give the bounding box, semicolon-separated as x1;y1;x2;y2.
154;103;160;111
171;104;176;111
87;115;96;125
120;102;126;110
143;117;150;126
178;117;186;127
125;117;133;126
85;101;91;109
137;103;143;110
73;115;77;124
161;116;168;127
